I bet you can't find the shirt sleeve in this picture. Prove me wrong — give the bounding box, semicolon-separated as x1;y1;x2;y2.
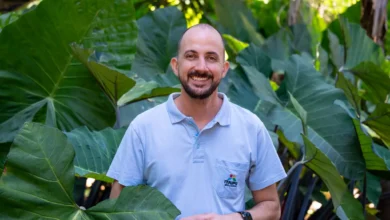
248;122;287;191
106;123;145;186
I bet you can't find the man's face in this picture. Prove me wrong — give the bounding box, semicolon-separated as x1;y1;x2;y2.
171;27;229;99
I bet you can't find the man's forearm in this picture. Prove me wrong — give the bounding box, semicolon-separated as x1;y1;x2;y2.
220;200;280;220
110;180;125;199
247;200;281;220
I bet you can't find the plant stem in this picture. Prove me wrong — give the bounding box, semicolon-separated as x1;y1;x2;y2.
281;163;304;220
278;161;304;195
361;173;367;217
298;175;319;220
113;105;121;129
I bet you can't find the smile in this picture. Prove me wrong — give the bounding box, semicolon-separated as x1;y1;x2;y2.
190;76;209;81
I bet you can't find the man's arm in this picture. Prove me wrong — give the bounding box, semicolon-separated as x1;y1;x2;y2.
247;183;281;219
181;184;280;220
223;183;280;220
110;180;125;199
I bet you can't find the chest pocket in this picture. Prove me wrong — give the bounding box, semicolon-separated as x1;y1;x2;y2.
212;159;249;199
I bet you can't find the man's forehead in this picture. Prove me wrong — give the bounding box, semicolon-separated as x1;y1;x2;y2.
179;26;224;54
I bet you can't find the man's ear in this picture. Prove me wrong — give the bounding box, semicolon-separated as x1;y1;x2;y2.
171;57;179;77
222;61;230;78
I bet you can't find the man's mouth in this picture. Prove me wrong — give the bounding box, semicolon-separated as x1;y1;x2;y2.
190;75;209;81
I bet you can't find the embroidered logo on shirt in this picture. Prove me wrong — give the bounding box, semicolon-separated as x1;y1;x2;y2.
224;174;238;187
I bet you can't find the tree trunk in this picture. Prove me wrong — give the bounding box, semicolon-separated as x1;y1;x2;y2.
361;0;388;49
288;0;302;25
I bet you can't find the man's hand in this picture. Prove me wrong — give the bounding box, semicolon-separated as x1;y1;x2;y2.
181;212;242;220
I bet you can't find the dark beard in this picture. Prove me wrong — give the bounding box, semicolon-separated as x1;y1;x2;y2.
179;70;220;99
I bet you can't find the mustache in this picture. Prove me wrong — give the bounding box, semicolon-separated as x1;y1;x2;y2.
188;70;213;79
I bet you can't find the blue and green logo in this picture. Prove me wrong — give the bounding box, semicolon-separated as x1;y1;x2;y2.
224;174;238;187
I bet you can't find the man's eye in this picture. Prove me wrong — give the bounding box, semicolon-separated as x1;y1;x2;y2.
208;56;217;61
186;54;195;59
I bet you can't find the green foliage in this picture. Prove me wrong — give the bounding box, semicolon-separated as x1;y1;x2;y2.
302;135;364;220
259;55;365;179
223;34;249;61
131;6;185;85
0;0;126;144
71;45;137;105
65;126;126;182
0;122;180;219
1;0;390;219
214;0;264;46
364;104;390;147
0;12;20;33
248;0;289;37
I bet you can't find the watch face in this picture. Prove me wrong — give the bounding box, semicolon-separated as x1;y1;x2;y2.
238;211;252;220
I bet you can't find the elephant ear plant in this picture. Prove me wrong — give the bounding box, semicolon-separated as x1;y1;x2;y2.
0;122;180;219
0;0;182;218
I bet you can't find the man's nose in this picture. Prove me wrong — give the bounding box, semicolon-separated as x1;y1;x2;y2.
194;57;208;72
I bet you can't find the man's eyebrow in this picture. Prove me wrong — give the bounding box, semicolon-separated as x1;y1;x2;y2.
205;51;219;57
184;50;197;54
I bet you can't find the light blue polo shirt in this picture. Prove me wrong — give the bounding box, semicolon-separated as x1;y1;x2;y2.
107;92;286;219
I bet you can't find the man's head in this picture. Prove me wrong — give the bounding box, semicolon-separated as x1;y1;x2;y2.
170;24;229;99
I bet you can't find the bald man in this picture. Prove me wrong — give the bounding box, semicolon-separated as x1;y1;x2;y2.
107;24;286;220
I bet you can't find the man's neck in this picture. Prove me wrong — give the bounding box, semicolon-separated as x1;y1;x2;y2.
174;91;223;130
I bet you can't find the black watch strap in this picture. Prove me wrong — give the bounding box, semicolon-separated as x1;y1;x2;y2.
237;211;253;220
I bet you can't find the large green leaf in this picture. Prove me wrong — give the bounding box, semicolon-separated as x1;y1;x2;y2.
326;18;384;71
350;62;390;104
0;122;180;219
118;97;168;127
80;0;138;72
341;19;385;70
326;2;361;46
219;68;260;111
290;24;313;56
364;104;390;147
326;30;345;70
261;28;292;71
288;94;364;219
276;129;301;159
71;45;136;105
71;45;180;108
236;44;272;77
241;66;280;106
335;71;390;171
326;19;388;104
131;6;185;86
65;126;126;182
214;0;264;46
336;72;360;116
302;135;364;220
118;80;180;107
222;34;249;62
257;55;365;179
353;120;389;171
0;0;142;145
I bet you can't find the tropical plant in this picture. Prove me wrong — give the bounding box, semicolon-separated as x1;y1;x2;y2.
1;0;390;219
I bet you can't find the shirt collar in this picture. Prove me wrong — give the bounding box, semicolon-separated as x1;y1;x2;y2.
166;92;231;126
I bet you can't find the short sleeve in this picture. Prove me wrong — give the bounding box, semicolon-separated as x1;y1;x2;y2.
106;123;144;186
248;122;287;191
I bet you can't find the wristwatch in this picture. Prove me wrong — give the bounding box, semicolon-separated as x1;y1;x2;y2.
237;211;253;220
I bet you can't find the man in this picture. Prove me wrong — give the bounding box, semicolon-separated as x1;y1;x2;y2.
107;24;287;220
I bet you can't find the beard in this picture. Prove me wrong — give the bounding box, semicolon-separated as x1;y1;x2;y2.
179;69;220;99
